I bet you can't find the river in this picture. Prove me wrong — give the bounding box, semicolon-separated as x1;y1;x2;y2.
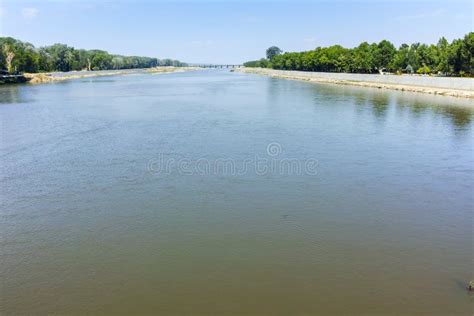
1;70;473;314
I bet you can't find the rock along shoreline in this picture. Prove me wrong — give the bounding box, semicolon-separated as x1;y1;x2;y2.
235;68;474;99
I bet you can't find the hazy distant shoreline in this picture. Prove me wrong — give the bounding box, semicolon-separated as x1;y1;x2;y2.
24;67;201;84
236;68;474;99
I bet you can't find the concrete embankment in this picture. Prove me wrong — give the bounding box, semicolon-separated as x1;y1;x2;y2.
23;67;200;84
236;68;473;98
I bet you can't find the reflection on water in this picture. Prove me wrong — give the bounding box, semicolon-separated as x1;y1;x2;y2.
1;77;472;129
0;85;23;104
370;93;390;118
301;81;473;131
0;71;473;315
394;94;473;128
436;106;472;128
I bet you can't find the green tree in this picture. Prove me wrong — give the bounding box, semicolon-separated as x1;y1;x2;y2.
466;32;474;76
0;36;186;74
88;50;112;70
44;44;75;72
352;42;375;73
436;37;450;74
392;44;409;72
2;44;15;73
416;64;431;75
266;46;282;60
374;40;396;72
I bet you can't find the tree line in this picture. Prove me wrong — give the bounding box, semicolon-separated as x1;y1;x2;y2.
0;37;187;74
244;33;473;76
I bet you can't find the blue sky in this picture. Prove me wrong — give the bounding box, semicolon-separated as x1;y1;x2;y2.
0;0;472;64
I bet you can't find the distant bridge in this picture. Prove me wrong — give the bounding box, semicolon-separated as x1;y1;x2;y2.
197;64;242;69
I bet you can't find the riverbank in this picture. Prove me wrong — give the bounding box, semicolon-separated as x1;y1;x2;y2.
0;74;28;84
235;68;473;98
24;66;200;84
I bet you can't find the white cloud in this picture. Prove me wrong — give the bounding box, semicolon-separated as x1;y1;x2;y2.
21;7;39;22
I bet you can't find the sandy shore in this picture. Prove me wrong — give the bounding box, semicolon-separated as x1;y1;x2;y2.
25;67;200;84
235;68;473;99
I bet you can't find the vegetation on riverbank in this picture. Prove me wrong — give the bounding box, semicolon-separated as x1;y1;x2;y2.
0;37;187;74
244;33;473;77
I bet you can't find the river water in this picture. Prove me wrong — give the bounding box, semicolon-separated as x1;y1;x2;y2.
1;70;473;314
